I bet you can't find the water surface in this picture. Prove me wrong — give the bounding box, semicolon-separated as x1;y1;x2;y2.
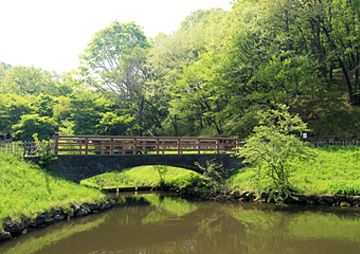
1;192;360;254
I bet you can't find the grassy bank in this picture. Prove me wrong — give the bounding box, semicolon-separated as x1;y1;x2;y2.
81;165;204;190
80;146;360;197
0;152;105;227
226;146;360;196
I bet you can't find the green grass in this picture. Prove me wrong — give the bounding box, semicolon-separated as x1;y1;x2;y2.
0;152;105;226
226;146;360;195
81;165;204;190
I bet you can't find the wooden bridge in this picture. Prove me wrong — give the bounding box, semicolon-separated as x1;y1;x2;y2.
0;136;239;157
53;136;239;156
1;136;241;182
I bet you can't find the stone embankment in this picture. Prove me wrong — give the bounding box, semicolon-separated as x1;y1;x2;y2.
171;187;360;207
224;190;360;207
0;199;119;243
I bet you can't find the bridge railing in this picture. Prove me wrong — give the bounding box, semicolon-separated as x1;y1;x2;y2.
54;136;240;156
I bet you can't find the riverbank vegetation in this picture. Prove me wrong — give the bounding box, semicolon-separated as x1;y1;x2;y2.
80;145;360;197
228;146;360;196
0;152;105;228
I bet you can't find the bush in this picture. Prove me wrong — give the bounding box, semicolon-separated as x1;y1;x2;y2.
12;114;57;141
238;104;314;203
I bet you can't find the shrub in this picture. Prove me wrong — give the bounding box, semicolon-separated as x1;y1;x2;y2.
238;104;314;203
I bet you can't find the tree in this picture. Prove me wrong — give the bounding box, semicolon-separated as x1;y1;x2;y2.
0;94;34;136
80;21;149;93
80;21;164;135
238;104;313;203
69;91;110;135
148;9;228;135
0;66;61;95
12;114;57;141
96;112;135;135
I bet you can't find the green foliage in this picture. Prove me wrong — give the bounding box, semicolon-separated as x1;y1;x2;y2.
154;165;169;187
58;120;75;136
148;9;228;135
229;146;360;196
69;91;107;135
195;160;225;182
80;21;148;91
32;134;57;168
0;152;105;224
0;93;33;135
0;66;61;95
237;105;313;202
96;112;135;135
1;1;360;139
12;114;57;141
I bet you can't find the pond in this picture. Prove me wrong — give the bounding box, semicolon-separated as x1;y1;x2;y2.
1;192;360;254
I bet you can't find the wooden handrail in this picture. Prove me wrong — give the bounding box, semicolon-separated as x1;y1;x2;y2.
54;135;240;156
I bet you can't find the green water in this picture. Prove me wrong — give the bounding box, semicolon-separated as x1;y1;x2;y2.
1;193;360;254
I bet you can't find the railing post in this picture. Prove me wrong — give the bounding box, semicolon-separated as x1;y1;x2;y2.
197;138;200;154
85;137;89;155
22;142;26;158
110;138;114;155
162;139;165;155
122;140;125;155
133;138;137;155
216;139;220;154
156;138;159;155
177;138;181;155
79;140;83;155
53;134;59;156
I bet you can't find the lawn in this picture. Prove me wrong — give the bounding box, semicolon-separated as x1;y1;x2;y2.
0;152;105;226
81;165;204;190
226;146;360;195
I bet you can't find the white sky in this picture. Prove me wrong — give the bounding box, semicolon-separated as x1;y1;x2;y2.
0;0;232;73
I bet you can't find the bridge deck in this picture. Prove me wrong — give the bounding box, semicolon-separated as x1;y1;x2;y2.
54;136;239;156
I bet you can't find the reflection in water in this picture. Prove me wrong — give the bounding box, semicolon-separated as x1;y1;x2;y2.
1;193;360;254
0;214;106;254
141;194;199;224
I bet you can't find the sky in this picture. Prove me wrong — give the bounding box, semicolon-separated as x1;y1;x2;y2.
0;0;232;73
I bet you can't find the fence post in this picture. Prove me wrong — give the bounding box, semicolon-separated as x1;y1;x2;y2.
156;138;160;155
54;134;59;156
85;137;89;155
197;139;200;154
177;138;181;154
216;139;220;154
162;139;165;155
110;138;114;155
133;138;137;155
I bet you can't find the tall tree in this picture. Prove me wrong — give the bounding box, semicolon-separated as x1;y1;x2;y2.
80;21;164;135
148;9;228;135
